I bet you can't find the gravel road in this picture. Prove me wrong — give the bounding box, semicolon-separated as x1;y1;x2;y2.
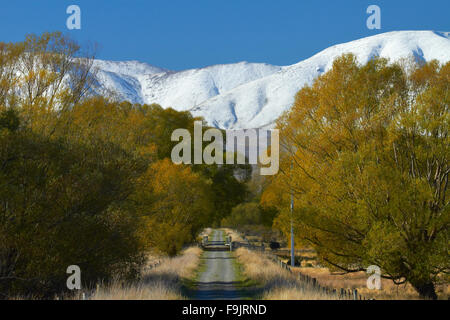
194;229;248;300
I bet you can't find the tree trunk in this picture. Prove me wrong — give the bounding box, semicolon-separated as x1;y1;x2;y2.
411;281;438;300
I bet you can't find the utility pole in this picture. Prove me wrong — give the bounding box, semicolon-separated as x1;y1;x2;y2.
290;161;295;267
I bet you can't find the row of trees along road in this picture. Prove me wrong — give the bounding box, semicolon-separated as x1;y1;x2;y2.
262;54;449;299
0;32;249;298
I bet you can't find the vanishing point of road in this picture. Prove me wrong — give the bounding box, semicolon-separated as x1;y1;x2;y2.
190;229;255;300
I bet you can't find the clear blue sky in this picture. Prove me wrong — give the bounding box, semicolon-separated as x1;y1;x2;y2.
0;0;449;70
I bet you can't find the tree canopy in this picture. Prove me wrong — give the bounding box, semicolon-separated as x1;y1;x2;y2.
0;32;248;298
263;54;449;299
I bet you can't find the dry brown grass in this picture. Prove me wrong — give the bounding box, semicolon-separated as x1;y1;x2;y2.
90;247;202;300
222;228;245;242
238;232;449;300
88;280;184;300
235;248;337;300
201;228;213;237
294;267;450;300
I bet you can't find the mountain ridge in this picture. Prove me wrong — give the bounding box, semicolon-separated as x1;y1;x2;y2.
92;31;450;129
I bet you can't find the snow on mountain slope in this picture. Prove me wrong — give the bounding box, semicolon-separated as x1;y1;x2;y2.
92;59;281;107
138;62;282;111
92;31;450;129
92;60;169;104
93;60;168;77
191;31;450;129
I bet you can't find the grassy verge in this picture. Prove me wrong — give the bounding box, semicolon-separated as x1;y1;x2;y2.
230;251;262;299
90;247;202;300
235;247;338;300
181;250;208;293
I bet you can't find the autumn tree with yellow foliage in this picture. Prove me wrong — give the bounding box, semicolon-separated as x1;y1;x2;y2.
133;159;213;256
263;54;449;299
0;33;247;298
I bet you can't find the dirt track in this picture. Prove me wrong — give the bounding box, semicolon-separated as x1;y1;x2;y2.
193;229;252;300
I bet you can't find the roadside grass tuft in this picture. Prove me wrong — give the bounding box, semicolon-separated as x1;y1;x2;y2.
91;247;202;300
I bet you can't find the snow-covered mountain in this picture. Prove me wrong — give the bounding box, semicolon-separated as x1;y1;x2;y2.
92;31;450;129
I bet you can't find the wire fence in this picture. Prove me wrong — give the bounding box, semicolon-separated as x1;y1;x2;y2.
234;240;372;300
